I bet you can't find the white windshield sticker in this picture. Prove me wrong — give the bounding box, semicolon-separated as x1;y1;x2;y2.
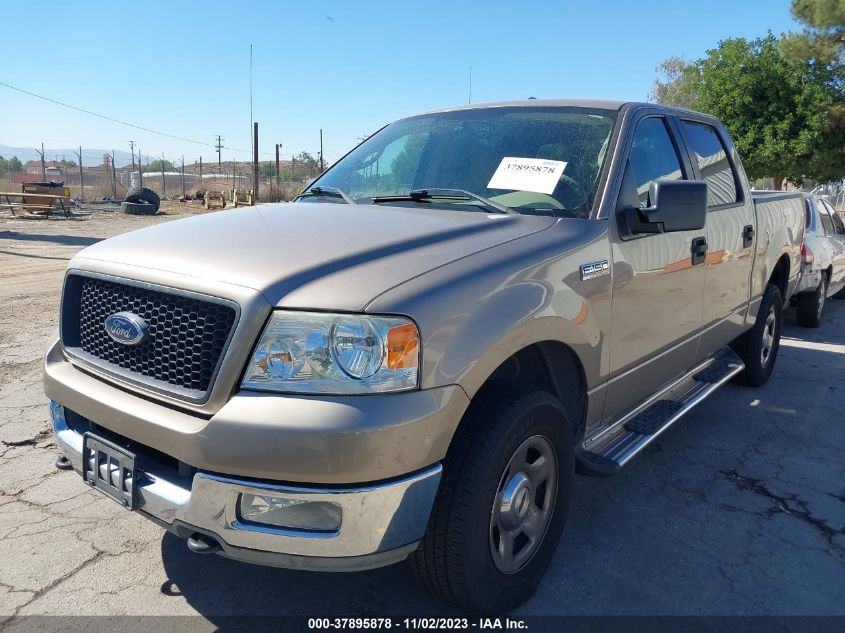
487;157;568;195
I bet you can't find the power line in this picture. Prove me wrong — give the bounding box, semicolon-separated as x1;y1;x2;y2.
0;79;260;154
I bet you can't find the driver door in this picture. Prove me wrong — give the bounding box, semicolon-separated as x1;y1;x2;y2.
603;114;707;423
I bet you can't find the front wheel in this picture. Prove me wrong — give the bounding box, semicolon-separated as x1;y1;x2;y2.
731;284;783;386
410;386;573;614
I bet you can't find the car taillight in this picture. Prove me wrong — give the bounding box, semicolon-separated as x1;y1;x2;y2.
801;241;814;264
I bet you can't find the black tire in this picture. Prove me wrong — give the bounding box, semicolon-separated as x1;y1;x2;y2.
796;275;827;328
124;186;160;211
410;386;574;614
731;284;783;386
195;189;205;200
120;201;156;216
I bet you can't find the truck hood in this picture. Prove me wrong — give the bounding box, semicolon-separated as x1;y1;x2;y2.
72;202;557;311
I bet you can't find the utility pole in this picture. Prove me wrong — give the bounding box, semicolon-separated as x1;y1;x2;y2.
291;155;295;183
73;146;83;201
161;153;166;198
275;143;280;190
253;121;259;199
111;150;117;197
320;129;324;172
138;150;143;187
34;144;45;181
129;140;136;173
215;135;223;173
249;43;254;193
180;155;185;197
198;156;202;189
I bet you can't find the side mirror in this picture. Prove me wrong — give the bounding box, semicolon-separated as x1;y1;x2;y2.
621;180;707;235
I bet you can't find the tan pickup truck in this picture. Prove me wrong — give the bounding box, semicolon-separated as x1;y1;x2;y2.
45;100;804;613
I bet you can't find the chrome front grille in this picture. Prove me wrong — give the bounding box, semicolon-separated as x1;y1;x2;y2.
61;272;239;403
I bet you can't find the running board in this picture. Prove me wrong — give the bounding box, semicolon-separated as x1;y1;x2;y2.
578;347;744;473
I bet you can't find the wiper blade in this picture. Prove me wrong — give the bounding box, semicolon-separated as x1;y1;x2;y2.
371;188;512;214
296;186;356;204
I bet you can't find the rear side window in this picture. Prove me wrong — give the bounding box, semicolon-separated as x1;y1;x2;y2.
681;121;739;207
821;199;845;235
818;205;835;235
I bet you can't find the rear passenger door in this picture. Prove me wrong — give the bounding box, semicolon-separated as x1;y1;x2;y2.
820;199;845;293
677;118;755;352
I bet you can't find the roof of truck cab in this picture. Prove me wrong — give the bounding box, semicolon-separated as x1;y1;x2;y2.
407;99;714;119
410;99;628;116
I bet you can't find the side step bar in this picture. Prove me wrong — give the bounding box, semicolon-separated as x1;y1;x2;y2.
577;347;744;474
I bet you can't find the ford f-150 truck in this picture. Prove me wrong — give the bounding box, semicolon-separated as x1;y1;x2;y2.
45;100;804;613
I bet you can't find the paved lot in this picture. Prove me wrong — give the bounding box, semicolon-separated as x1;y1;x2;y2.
0;210;843;624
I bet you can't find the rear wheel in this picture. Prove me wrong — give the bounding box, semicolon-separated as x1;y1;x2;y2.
731;284;783;386
796;275;827;328
410;386;573;614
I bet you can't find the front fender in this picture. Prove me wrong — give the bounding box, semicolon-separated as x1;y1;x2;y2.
366;220;612;399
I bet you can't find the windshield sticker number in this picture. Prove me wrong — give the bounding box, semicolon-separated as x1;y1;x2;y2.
487;157;568;195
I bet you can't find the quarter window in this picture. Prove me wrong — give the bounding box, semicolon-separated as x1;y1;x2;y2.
627;118;685;207
818;204;836;235
821;199;845;235
682;121;739;207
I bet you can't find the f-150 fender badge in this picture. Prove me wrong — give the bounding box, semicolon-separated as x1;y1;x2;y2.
580;260;610;281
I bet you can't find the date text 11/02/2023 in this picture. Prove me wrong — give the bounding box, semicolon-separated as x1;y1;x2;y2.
307;617;528;630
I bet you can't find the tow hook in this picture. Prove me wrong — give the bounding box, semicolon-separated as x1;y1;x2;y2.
55;455;73;471
186;533;223;555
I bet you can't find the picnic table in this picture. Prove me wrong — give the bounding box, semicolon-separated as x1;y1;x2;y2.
0;191;71;219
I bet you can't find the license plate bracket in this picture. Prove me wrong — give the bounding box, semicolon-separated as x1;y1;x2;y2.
82;433;136;510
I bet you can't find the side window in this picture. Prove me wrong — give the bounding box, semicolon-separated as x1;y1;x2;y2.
681;120;739;207
627;117;685;207
822;200;845;235
818;202;836;235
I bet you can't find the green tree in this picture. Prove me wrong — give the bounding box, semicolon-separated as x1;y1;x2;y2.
6;156;22;172
257;162;275;177
141;159;176;173
651;35;845;187
649;56;698;108
294;151;319;177
782;0;845;64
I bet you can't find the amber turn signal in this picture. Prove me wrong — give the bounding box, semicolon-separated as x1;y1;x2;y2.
386;323;419;370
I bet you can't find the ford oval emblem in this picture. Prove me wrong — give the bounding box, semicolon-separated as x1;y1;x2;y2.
104;312;149;346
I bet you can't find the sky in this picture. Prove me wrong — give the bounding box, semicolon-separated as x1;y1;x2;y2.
0;0;801;167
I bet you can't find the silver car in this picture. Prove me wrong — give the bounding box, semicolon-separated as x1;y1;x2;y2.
793;194;845;327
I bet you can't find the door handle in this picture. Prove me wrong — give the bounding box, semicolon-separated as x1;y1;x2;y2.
691;236;708;266
742;224;755;248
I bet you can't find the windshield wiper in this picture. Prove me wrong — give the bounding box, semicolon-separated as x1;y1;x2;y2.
371;188;512;214
296;186;356;204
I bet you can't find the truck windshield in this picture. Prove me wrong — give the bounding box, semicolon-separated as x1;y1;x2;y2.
300;107;617;219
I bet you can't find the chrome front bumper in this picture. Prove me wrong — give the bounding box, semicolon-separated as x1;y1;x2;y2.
50;401;441;571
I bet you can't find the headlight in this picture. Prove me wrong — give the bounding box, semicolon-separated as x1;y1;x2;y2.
242;311;419;394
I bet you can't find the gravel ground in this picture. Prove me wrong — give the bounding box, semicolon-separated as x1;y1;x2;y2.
0;209;843;626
